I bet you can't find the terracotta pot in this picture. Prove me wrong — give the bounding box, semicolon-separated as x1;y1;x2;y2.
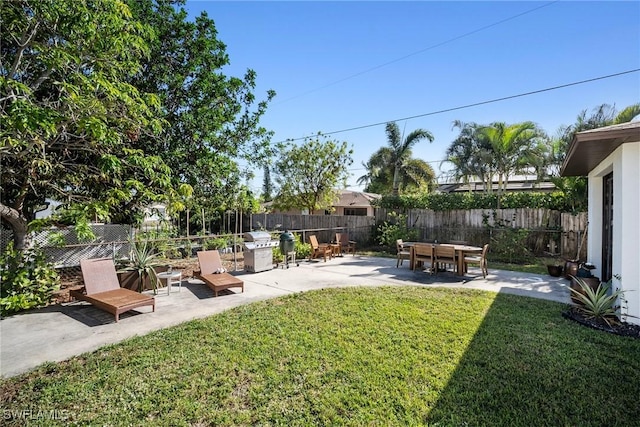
564;260;579;279
570;277;601;304
117;266;167;292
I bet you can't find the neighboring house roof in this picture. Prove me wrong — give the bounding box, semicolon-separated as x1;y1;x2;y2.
334;190;381;207
259;190;381;212
437;175;556;193
561;121;640;176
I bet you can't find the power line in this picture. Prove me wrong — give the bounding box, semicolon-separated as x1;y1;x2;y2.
277;69;640;143
274;1;559;105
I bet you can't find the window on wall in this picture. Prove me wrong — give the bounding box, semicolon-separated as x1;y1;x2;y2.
344;208;367;216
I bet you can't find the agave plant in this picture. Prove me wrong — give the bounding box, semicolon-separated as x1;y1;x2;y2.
569;276;626;327
119;240;164;294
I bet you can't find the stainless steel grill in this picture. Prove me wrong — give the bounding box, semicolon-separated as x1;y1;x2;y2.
243;231;278;273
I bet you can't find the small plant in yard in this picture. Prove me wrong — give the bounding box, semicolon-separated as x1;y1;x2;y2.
118;240;164;293
569;275;629;327
0;242;60;316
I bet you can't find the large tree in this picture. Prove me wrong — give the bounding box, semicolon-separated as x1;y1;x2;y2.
272;133;353;213
125;0;275;228
1;0;170;248
358;122;434;196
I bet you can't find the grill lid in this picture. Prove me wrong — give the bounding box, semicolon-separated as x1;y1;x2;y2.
243;231;272;243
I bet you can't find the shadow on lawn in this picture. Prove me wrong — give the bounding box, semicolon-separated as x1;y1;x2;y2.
424;291;640;426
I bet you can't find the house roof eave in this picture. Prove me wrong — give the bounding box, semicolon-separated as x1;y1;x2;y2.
561;122;640;177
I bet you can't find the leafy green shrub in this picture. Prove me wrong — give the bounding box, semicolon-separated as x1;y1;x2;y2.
376;212;419;248
489;228;531;263
294;233;311;258
203;237;229;250
1;242;60;316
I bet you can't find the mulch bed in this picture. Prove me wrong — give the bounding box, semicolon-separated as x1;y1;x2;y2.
562;307;640;339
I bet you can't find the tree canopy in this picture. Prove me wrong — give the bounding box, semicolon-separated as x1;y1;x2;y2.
1;0;169;248
1;0;276;246
272;133;353;213
125;0;275;231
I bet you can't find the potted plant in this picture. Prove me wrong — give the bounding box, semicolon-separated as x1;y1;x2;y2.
569;262;600;303
117;240;164;294
546;262;564;277
564;225;588;279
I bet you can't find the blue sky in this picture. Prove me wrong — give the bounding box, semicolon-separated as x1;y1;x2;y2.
184;1;640;194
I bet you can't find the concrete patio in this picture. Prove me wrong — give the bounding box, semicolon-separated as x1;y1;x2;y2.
0;255;570;378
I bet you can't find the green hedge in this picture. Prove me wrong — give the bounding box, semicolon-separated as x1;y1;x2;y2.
1;243;60;316
375;192;586;213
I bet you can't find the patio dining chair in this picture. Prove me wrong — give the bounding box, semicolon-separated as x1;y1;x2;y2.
434;244;457;274
412;243;435;273
464;244;489;278
396;239;411;267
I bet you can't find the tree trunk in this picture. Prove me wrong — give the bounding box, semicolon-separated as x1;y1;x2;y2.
0;202;29;250
392;161;401;196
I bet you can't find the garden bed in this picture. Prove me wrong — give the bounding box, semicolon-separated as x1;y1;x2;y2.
562;307;640;339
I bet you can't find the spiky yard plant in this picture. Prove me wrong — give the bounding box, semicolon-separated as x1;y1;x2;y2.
569;276;627;327
119;240;164;293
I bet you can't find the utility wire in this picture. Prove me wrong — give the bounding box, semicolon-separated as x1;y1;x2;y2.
274;1;559;105
277;69;640;143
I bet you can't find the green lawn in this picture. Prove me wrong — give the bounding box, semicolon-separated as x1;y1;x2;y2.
2;287;639;426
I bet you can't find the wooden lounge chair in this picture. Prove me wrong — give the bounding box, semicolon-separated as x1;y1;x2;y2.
309;235;332;262
464;244;489;278
70;258;156;322
336;233;356;255
396;239;411;267
196;250;244;297
412;243;434;273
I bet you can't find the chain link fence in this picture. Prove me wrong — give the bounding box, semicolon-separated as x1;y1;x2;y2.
1;225;133;268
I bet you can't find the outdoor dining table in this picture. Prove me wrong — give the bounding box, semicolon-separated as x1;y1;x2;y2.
405;242;483;276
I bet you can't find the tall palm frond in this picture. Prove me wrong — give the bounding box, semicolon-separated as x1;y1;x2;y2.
614;103;640;124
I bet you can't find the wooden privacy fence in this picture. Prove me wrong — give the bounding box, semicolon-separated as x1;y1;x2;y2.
375;208;588;259
250;213;375;245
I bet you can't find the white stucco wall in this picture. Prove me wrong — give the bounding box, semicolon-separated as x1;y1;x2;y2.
588;141;640;325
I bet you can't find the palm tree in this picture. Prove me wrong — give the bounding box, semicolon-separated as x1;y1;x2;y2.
548;103;640;209
613;103;640;124
479;121;547;193
552;103;640;173
382;122;434;196
444;120;495;192
357;147;436;195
